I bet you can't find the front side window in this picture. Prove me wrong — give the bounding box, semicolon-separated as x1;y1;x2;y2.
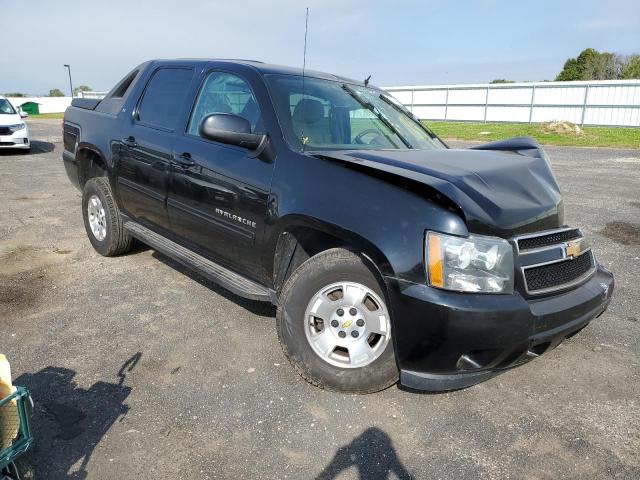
0;99;16;115
188;72;262;136
136;68;194;130
266;74;445;151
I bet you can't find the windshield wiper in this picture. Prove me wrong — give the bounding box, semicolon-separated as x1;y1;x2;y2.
342;84;413;148
378;94;440;140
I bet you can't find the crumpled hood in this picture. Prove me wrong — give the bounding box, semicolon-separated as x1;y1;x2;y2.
0;113;22;126
315;138;563;236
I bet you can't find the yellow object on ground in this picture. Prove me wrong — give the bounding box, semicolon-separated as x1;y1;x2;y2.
0;354;19;451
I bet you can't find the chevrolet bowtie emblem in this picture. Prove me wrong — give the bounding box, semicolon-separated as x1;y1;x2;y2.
565;240;582;258
341;319;353;329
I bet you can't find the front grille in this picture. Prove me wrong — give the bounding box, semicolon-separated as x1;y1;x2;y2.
518;228;581;251
524;252;594;293
0;127;11;136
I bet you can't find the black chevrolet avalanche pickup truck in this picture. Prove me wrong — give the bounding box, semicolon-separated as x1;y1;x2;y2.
62;59;614;393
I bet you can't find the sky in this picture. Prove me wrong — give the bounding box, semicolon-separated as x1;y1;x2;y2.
2;0;639;95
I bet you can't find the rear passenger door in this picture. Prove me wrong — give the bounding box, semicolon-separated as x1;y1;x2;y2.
116;67;195;230
168;70;274;280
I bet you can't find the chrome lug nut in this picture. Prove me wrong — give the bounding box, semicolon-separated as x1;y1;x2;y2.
349;307;357;316
338;331;346;338
331;320;339;328
356;319;365;327
351;331;359;338
337;308;344;317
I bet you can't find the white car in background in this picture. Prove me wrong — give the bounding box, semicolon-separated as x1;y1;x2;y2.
0;96;30;152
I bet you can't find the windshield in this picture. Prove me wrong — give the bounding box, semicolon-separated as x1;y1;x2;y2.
0;99;17;115
265;74;445;151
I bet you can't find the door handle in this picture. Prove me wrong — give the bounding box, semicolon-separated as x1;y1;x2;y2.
122;136;137;148
173;152;195;167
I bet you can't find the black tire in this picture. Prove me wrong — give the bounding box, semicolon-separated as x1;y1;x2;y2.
277;248;399;393
82;177;132;256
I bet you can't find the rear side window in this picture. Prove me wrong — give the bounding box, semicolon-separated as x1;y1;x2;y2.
137;68;194;131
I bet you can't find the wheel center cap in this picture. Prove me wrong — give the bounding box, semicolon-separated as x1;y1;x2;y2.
330;305;366;341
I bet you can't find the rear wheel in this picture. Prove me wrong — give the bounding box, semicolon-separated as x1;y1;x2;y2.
82;177;132;256
277;248;398;393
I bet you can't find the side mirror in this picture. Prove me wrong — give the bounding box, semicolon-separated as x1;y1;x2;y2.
199;113;265;150
20;111;28;118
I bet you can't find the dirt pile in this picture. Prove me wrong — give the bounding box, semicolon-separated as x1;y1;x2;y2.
540;121;585;136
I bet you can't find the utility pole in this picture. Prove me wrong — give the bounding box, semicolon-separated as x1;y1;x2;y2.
63;64;74;97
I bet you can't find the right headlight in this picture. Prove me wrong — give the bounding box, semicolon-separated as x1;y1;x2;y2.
9;123;26;132
426;231;514;294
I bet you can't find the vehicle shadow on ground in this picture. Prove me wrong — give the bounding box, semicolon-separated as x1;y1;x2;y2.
150;251;277;317
315;427;414;480
13;352;141;479
30;140;56;154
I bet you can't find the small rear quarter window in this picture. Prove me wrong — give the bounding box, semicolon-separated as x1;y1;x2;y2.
109;70;139;99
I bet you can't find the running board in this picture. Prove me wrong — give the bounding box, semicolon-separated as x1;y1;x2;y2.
124;221;274;303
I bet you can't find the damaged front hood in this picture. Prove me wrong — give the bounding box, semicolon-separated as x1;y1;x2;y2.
315;137;563;236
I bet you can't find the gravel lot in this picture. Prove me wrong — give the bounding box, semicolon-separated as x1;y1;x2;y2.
1;119;639;479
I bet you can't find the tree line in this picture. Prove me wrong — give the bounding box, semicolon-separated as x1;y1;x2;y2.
6;49;640;98
556;48;640;81
48;85;93;97
3;85;93;98
491;48;640;84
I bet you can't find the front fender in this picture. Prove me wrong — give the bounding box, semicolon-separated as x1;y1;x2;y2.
265;153;469;284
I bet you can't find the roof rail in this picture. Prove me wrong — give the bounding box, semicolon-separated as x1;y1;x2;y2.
216;58;265;63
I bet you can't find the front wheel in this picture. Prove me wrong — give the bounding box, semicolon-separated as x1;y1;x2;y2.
277;248;398;393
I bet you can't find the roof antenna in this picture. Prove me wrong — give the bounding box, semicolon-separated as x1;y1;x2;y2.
364;74;371;86
301;7;309;151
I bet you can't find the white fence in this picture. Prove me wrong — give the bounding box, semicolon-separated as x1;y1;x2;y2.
7;96;72;114
384;80;640;127
6;92;106;114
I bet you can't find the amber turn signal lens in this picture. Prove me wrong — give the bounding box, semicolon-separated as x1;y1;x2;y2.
427;233;444;288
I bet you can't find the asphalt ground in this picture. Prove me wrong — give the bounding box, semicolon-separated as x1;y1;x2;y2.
1;119;639;479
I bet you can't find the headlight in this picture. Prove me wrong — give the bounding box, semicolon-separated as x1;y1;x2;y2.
9;123;26;132
426;231;514;294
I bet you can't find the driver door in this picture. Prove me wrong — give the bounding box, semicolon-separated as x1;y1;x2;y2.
167;71;274;280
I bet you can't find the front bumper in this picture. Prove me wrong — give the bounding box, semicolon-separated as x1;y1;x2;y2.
385;264;614;391
0;128;30;149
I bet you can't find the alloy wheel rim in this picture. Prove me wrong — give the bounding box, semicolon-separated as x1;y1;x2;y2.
87;194;107;241
304;281;391;368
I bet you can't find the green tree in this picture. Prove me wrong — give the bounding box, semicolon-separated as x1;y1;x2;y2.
582;51;621;80
621;55;640;79
48;88;65;97
73;85;92;96
556;48;623;81
3;92;26;97
490;79;515;84
556;58;583;81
